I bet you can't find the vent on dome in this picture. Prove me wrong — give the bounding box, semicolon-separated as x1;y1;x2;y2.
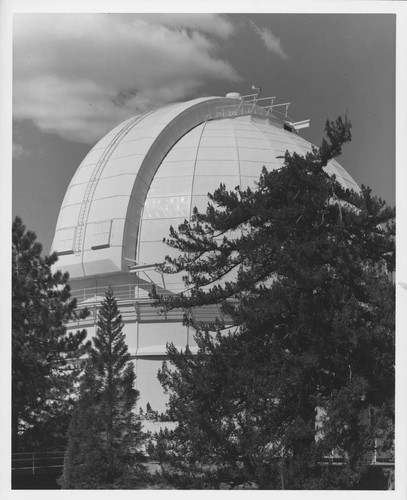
91;220;112;250
55;226;76;255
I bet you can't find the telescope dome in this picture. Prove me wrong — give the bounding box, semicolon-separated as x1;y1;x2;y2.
51;95;359;411
52;95;358;282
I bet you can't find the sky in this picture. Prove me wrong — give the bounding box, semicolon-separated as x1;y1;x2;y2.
9;9;397;255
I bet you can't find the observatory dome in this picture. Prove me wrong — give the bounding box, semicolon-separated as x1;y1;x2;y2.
51;95;359;411
52;95;358;284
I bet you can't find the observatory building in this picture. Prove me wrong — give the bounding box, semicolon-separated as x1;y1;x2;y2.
51;93;359;412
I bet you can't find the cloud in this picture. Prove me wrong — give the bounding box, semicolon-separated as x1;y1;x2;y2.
249;20;288;60
136;13;235;39
13;14;240;144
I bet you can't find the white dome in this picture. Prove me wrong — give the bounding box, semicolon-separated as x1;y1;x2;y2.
52;95;360;412
52;96;359;282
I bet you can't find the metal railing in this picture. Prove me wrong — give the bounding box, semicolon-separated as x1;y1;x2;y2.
200;95;293;123
70;282;155;304
68;282;237;326
12;451;65;476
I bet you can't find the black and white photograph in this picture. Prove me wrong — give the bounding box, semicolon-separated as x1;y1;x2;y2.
3;0;406;495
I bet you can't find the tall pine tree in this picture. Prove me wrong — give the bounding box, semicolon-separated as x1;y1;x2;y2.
60;286;145;489
12;216;89;452
151;117;395;489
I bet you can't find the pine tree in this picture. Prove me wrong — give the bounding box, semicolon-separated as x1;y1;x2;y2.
60;364;107;488
151;117;395;489
12;216;89;452
60;286;145;488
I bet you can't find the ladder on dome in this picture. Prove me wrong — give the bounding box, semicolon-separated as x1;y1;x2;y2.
74;113;150;255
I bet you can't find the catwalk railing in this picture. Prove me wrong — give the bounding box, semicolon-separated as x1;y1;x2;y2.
70;282;153;304
69;282;237;326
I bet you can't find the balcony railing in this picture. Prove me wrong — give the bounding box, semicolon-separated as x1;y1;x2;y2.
70;282;153;305
68;282;237;327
